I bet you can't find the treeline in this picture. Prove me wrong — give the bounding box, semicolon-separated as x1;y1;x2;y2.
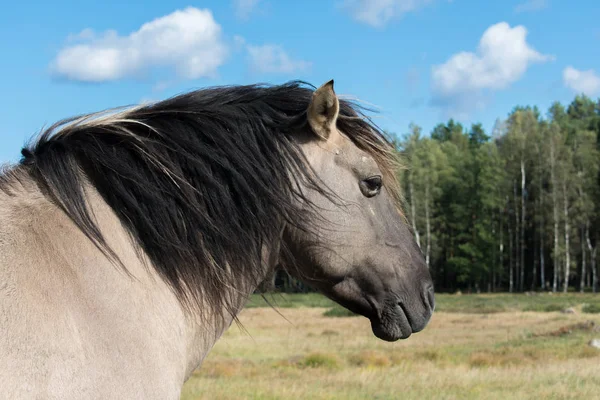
396;94;600;293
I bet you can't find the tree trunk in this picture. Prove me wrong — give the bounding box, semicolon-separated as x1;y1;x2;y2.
562;179;570;293
491;214;496;292
520;160;526;292
509;224;514;293
425;183;431;268
532;238;538;291
586;221;597;293
498;213;503;293
586;257;591;289
513;180;520;291
580;225;586;293
551;139;559;293
409;173;421;248
540;204;545;290
592;249;598;294
538;142;545;291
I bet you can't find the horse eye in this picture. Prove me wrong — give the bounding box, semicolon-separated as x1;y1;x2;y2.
360;175;382;197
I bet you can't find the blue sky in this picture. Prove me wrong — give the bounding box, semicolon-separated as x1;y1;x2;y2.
1;0;599;163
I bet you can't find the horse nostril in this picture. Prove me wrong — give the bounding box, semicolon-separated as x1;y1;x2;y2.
423;283;435;312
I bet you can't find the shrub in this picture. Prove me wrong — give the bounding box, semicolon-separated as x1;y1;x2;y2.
348;350;391;367
582;304;600;314
468;351;527;368
544;304;565;312
524;303;564;312
297;352;341;369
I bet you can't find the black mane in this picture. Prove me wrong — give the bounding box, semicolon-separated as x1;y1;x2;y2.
17;81;399;320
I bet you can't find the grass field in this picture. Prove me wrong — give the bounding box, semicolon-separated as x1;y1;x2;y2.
181;293;600;399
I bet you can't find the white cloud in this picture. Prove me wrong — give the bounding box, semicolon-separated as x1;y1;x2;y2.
340;0;434;28
563;66;600;97
514;0;548;13
431;22;552;116
51;7;228;82
233;0;261;20
247;44;311;74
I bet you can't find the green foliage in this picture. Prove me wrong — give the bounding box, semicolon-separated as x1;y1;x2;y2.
395;94;600;293
297;352;341;369
432;293;597;313
582;304;600;314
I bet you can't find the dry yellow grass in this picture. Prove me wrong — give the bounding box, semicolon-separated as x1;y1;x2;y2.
181;307;600;399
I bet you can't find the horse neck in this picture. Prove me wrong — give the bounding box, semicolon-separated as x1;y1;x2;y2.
1;172;277;381
75;183;282;378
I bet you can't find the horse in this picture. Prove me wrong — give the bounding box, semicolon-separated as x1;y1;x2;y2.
0;80;434;399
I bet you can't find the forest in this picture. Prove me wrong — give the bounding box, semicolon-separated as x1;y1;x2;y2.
396;94;600;294
273;94;600;294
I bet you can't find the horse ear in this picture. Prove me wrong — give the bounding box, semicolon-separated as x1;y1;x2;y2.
307;79;339;140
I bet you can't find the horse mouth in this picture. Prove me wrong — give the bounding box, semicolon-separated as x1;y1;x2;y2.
320;279;433;342
369;302;413;341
